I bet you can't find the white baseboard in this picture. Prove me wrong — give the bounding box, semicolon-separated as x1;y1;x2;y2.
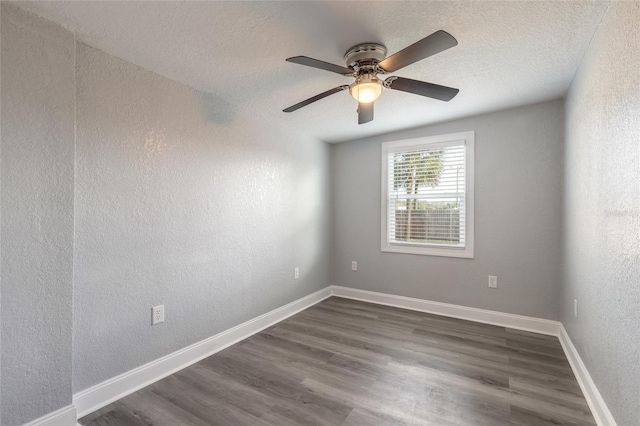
558;324;617;426
71;284;615;426
73;286;332;418
330;285;560;336
22;405;77;426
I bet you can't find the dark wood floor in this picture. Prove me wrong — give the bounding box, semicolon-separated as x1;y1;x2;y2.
80;297;595;426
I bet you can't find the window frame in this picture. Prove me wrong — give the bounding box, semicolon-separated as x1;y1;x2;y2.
380;131;475;258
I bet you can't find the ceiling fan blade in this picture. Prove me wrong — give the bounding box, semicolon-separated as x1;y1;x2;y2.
358;102;374;124
283;85;349;113
286;56;354;76
385;77;459;101
378;30;458;73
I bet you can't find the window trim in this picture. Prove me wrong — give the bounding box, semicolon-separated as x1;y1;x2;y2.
380;131;475;258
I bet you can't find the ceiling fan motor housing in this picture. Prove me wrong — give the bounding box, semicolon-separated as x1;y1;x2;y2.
344;43;387;69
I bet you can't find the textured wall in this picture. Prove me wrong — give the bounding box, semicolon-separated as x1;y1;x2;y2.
332;100;564;320
0;3;75;425
73;42;331;392
562;2;640;425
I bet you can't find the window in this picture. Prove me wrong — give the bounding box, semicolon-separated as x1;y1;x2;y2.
381;131;474;258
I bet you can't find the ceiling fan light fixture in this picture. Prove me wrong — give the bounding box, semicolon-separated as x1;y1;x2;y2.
350;78;383;103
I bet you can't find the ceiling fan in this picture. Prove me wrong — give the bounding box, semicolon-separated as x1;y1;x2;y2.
283;30;459;124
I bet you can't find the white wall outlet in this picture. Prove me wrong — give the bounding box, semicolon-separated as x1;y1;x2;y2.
294;267;299;279
351;261;357;271
574;299;578;318
152;305;164;325
488;275;498;288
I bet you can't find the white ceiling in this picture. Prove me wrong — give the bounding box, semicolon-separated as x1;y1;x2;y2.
15;1;609;143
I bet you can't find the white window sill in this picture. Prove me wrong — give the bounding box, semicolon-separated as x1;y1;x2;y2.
381;243;474;258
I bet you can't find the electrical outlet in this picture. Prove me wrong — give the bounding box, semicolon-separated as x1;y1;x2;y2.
294;267;299;279
351;261;357;271
488;275;498;288
152;305;164;325
574;299;578;318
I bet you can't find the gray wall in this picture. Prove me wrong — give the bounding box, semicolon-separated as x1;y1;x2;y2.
73;43;331;392
1;4;331;423
562;2;639;425
1;4;75;425
332;100;564;320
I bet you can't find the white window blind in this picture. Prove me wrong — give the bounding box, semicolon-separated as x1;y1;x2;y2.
381;132;474;258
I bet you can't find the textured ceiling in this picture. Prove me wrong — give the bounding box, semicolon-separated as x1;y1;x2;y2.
15;1;609;143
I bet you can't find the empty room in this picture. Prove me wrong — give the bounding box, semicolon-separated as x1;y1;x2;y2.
1;1;638;425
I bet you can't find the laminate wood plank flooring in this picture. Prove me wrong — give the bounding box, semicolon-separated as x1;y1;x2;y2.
80;297;595;426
